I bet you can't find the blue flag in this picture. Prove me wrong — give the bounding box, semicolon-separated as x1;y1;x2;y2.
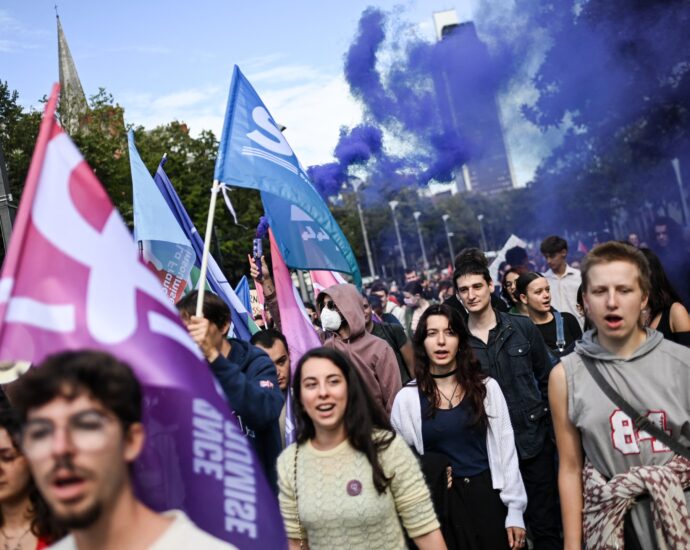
234;275;252;316
214;65;361;287
129;130;196;305
140;150;258;340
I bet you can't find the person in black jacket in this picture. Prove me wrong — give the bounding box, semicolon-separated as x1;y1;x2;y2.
454;259;562;550
177;291;284;492
445;248;508;322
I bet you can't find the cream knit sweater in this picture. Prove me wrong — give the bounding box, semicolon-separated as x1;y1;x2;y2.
277;431;439;549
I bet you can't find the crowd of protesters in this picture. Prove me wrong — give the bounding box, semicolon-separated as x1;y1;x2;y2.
0;217;689;549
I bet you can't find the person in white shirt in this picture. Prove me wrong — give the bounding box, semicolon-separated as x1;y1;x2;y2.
11;350;235;550
540;236;584;328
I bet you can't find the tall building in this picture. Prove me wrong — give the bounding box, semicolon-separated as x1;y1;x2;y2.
57;14;89;135
432;10;515;195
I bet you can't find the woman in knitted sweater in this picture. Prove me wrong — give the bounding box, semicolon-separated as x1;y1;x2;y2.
391;304;527;550
277;347;445;550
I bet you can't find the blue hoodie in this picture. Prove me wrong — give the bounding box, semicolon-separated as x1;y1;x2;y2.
209;338;283;492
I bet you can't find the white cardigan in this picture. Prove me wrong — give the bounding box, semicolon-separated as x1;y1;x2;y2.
391;377;527;529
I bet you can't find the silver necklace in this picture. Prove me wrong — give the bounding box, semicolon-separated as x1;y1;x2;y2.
437;382;459;407
1;527;31;550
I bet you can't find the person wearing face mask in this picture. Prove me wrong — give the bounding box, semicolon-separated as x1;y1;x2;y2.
317;284;402;416
402;282;432;338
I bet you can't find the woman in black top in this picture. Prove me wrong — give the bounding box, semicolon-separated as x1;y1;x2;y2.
640;248;690;346
516;272;582;358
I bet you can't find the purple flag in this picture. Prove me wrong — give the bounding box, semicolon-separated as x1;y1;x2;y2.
268;231;321;444
0;85;286;548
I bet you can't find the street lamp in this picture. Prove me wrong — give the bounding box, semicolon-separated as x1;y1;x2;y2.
477;214;488;251
671;158;690;228
350;178;376;277
389;200;407;270
413;211;429;270
441;214;455;264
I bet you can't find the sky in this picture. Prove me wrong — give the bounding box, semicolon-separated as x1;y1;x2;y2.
0;0;546;185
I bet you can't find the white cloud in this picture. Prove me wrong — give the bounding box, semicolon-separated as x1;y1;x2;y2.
0;10;21;32
261;74;362;166
121;67;363;168
237;53;288;71
249;65;321;84
122;85;225;136
105;45;173;55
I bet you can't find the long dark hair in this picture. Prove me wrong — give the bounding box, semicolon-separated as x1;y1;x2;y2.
0;405;65;543
640;248;682;319
292;347;395;494
412;304;487;425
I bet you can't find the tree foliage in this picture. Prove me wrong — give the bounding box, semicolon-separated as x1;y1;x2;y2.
0;84;264;282
0;81;41;201
518;0;690;236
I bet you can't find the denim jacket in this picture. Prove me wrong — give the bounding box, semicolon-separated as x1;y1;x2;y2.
469;310;553;460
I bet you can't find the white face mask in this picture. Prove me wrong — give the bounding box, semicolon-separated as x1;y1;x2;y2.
320;307;342;332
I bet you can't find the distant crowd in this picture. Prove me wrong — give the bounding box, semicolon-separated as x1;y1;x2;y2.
1;217;689;549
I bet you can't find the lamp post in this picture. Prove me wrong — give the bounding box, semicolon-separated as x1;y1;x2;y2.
389;200;407;270
671;158;690;228
441;214;455;264
351;178;376;277
477;213;488;251
413;211;429;270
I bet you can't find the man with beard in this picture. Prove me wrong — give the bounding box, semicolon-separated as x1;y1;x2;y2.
11;350;235;550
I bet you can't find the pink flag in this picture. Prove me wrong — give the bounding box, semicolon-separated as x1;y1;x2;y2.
577;240;589;254
0;85;285;549
310;269;347;297
269;230;321;444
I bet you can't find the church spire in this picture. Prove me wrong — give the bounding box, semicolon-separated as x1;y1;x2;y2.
57;13;89;134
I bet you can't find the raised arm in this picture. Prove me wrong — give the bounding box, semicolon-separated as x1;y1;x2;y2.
248;253;282;331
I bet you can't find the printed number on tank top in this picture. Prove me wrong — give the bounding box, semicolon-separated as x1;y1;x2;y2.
610;410;671;454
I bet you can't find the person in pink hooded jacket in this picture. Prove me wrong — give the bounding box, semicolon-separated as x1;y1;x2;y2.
317;284;402;416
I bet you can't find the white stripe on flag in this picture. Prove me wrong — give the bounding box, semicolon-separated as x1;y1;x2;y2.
241;147;298;174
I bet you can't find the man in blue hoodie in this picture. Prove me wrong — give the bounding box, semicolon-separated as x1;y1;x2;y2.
176;291;283;492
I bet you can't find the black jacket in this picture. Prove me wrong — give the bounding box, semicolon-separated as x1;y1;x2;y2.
468;310;552;460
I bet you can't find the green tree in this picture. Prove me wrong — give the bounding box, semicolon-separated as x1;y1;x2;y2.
0;81;41;202
521;0;690;235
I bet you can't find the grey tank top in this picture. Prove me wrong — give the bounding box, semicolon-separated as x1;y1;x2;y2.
563;340;690;549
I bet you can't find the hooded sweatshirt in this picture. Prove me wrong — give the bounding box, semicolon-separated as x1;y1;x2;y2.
562;328;690;549
318;284;402;415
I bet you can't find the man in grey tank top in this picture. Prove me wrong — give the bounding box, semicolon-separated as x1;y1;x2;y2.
549;242;690;549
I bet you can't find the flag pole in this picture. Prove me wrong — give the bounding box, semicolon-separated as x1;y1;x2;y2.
195;180;221;316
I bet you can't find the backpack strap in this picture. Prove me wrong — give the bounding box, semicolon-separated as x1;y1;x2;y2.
553;309;566;352
581;356;690;460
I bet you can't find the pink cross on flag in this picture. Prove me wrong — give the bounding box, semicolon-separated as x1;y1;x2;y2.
0;85;285;549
